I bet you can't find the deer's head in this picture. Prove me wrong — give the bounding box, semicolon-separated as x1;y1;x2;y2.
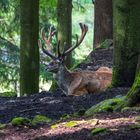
38;23;88;73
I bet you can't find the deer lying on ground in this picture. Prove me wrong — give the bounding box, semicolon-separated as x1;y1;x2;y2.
38;23;112;96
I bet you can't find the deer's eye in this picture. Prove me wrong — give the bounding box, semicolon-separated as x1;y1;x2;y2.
50;61;57;65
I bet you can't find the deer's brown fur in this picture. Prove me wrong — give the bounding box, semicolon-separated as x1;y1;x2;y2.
56;66;112;96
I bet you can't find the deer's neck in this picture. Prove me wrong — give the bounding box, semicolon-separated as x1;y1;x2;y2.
55;64;71;94
56;64;70;80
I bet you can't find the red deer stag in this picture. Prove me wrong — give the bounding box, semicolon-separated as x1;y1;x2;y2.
38;23;112;96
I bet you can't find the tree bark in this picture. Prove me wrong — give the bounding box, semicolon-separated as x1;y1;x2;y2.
94;0;113;48
57;0;72;68
112;0;140;87
20;0;39;96
123;56;140;107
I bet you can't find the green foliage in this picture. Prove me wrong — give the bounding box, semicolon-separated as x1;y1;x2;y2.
49;80;58;91
0;0;20;40
0;0;20;94
91;128;107;135
39;0;57;26
32;115;51;126
0;0;9;11
0;92;16;97
40;0;57;8
85;96;125;116
0;38;19;93
11;117;31;126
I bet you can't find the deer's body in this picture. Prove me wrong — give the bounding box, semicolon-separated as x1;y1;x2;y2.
39;23;112;96
55;65;112;96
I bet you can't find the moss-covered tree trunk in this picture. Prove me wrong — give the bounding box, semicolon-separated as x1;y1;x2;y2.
93;0;113;48
20;0;39;96
57;0;72;68
123;56;140;107
112;0;140;87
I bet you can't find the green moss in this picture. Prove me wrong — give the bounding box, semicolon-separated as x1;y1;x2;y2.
64;121;78;128
121;107;131;112
72;109;86;117
11;117;31;126
123;72;140;107
82;56;92;64
0;123;6;129
97;39;113;49
51;124;59;129
77;109;86;116
121;107;140;113
32;115;51;126
128;124;140;130
71;55;91;71
91;128;107;135
85;96;125;117
136;116;140;123
112;67;123;87
60;114;71;120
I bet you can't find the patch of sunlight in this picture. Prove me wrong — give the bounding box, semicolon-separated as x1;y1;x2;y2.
110;128;118;131
39;80;52;92
51;119;98;130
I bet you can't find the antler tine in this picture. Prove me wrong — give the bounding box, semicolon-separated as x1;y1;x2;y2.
38;39;56;59
57;40;61;57
39;27;56;59
63;23;88;57
43;26;56;52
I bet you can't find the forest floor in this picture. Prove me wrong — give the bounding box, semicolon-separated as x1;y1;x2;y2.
1;46;140;140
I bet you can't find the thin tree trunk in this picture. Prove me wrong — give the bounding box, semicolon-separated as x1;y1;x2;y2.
94;0;113;48
57;0;72;68
20;0;39;96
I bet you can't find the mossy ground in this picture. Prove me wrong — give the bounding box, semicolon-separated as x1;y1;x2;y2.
11;117;31;126
11;115;52;127
91;128;107;135
0;123;6;129
85;96;125;116
32;115;51;126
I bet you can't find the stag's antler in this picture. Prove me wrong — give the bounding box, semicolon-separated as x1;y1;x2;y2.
38;26;57;59
39;23;88;60
62;23;88;57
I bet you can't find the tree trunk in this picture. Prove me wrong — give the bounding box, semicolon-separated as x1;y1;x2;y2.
112;0;140;87
20;0;39;96
57;0;72;68
94;0;113;48
123;56;140;107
